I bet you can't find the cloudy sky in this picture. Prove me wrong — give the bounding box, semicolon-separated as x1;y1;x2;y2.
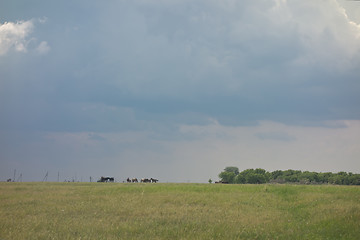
1;0;360;182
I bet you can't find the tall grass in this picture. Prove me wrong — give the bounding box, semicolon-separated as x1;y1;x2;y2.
1;182;359;239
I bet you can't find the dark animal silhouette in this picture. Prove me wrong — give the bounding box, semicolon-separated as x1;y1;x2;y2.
132;178;138;183
141;178;151;183
150;178;158;183
98;176;114;182
127;178;131;183
215;181;229;184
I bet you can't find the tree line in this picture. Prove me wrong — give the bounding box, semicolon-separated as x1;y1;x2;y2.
218;167;360;185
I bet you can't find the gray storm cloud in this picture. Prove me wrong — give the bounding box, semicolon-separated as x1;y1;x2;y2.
1;0;360;182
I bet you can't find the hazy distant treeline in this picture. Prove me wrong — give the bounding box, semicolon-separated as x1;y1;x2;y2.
219;167;360;185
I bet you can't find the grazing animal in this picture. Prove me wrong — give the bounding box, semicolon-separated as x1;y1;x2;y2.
127;178;131;183
215;181;229;184
141;178;151;183
150;178;158;183
7;178;11;182
98;176;114;182
132;178;138;183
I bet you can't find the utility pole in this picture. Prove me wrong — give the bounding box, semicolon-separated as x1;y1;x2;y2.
13;169;16;182
16;173;22;182
58;172;60;182
42;171;48;182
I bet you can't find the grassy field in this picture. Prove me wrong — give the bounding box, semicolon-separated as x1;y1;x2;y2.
0;182;359;239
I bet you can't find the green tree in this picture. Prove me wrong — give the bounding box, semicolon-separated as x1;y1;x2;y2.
318;172;333;183
218;171;236;183
300;171;319;183
246;173;266;184
224;166;239;175
348;174;360;185
219;167;360;185
237;169;269;184
271;170;284;180
254;168;266;175
235;174;246;184
329;175;343;185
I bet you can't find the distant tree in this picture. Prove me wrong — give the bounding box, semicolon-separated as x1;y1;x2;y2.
300;171;319;183
240;169;255;177
218;167;360;185
285;174;299;183
254;168;266;175
218;171;236;183
334;172;349;185
208;179;212;184
224;167;239;175
329;175;343;185
270;170;285;183
318;172;333;183
271;170;284;179
281;170;301;183
245;173;267;184
348;174;360;185
337;171;347;176
237;168;269;184
235;174;246;184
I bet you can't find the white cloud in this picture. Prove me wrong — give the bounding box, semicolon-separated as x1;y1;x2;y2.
281;0;360;71
0;20;34;55
0;19;50;56
38;17;48;24
36;41;50;55
338;0;360;24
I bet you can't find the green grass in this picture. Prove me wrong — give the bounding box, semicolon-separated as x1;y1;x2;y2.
1;182;359;239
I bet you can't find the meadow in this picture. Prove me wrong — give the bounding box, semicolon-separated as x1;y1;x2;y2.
0;182;359;239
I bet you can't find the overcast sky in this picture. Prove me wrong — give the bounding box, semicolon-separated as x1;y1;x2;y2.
1;0;360;182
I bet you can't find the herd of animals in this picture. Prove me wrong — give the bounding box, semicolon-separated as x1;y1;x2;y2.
97;176;159;183
126;177;158;183
5;176;158;183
